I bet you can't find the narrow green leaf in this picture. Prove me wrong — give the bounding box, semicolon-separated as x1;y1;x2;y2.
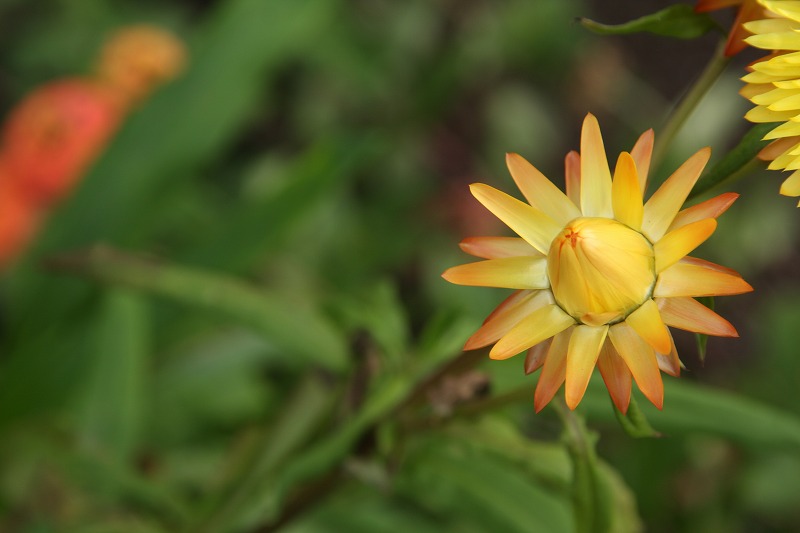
612;395;662;439
583;378;800;450
695;296;714;363
79;289;149;464
193;375;337;533
689;123;775;200
48;246;349;372
579;5;721;39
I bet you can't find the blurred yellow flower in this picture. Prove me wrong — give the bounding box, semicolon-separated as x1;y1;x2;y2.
443;114;751;413
741;1;800;203
695;0;769;56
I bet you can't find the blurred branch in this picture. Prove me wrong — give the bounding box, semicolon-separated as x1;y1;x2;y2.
651;39;730;173
688;124;773;200
45;245;350;372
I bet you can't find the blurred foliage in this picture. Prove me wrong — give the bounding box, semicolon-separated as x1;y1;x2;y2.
0;1;799;532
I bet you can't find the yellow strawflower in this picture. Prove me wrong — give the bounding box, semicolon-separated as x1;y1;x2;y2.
443;114;752;413
741;0;800;202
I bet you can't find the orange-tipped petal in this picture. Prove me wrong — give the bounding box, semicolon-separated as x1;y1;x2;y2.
656;330;681;377
442;256;548;290
506;152;580;225
580;114;613;217
625;299;672;355
459;236;540;259
611;152;644;230
608;322;664;410
723;0;766;56
565;150;581;207
465;290;554;350
525;338;552;374
490;304;575;360
654;259;753;298
668;192;739;231
565;325;608;409
642;147;711;241
534;327;572;412
758;137;799;161
470;183;562;253
596;341;632;414
630;128;654;194
655;296;738;337
654;219;717;273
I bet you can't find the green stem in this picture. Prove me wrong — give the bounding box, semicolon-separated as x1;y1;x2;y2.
552;397;610;533
651;39;730;173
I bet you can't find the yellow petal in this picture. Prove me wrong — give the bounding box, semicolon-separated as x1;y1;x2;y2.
534;327;572;412
565;325;608;409
525;338;552;374
745;106;798;123
442;256;548;289
611;151;644;230
655;296;738;337
464;290;554;350
654;258;753;298
459;236;540;259
564;150;581;207
780;170;800;197
668;192;738;232
750;87;800;107
506;152;580;225
654;219;717;273
760;1;800;22
642;147;711;241
491;304;575;360
596;341;632;414
470;183;562;253
764;120;800;140
630;128;654;194
608;322;664;410
580;113;613;217
748;31;800;51
744;18;797;35
625;299;672;355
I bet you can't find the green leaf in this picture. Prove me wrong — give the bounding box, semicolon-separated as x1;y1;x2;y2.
396;434;573;533
48;246;350;373
583;378;800;450
579;5;722;39
689;123;775;200
79;289;149;464
612;395;662;439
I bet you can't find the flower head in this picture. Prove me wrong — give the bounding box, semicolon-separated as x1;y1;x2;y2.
443;114;752;413
695;0;769;56
96;25;186;106
740;1;800;203
1;79;120;205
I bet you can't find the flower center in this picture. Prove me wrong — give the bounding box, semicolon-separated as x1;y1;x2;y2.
547;217;655;327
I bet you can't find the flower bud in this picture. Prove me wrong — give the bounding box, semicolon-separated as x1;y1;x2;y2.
547;217;655;326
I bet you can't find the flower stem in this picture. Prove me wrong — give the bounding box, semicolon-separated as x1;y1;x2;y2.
651;39;730;173
552;397;611;533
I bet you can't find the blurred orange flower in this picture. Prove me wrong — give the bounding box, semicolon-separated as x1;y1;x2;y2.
0;24;186;269
1;79;121;205
96;25;186;106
